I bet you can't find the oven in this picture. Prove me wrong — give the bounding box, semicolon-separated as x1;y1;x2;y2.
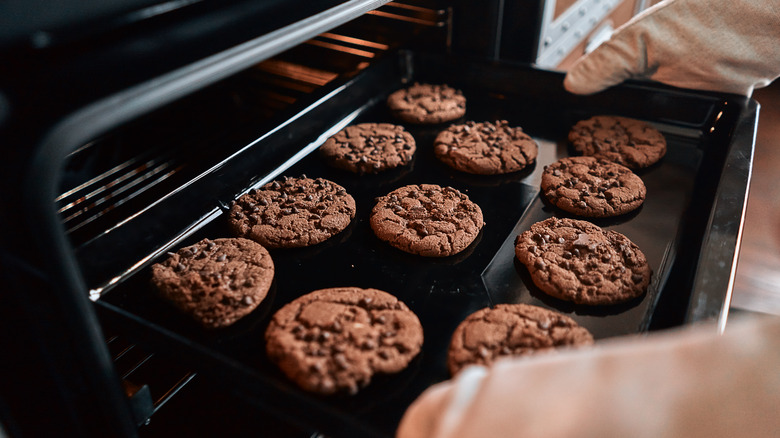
0;0;756;436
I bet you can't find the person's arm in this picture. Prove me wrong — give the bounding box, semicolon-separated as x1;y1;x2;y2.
564;0;780;96
397;316;780;438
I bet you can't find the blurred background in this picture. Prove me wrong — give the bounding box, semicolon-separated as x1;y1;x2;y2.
732;82;780;317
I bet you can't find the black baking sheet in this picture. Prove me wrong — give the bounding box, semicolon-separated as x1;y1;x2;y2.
97;53;736;437
482;137;701;338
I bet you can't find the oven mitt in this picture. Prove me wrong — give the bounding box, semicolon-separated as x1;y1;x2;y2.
396;316;780;438
563;0;780;96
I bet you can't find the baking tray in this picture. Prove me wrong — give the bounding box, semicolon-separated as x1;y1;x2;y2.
95;52;755;437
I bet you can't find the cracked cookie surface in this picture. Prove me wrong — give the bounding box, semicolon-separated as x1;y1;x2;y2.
568;115;666;169
151;237;274;329
434;120;538;175
229;176;356;249
320;123;416;174
515;218;651;305
447;304;593;375
386;83;466;124
541;156;646;217
370;184;484;257
265;287;423;395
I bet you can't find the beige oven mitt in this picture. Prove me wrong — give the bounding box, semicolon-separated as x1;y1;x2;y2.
563;0;780;96
397;315;780;438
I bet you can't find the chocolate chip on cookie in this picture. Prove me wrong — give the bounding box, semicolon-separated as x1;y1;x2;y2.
265;287;423;395
568;115;666;169
320;123;416;174
229;176;356;249
448;303;594;375
387;83;466;124
370;184;484;257
434;120;538;175
541;156;646;217
514;217;652;305
151;237;274;329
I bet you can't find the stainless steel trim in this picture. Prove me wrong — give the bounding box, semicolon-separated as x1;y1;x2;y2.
536;0;622;68
686;101;759;331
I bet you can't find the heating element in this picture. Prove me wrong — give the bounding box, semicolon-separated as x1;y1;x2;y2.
58;1;448;251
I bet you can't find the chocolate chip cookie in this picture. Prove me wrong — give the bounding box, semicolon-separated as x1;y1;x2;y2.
151;237;274;329
319;123;416;174
265;287;423;395
434;120;538;175
386;83;466;124
447;303;594;375
229;176;356;249
370;184;484;257
568;115;666;169
541;156;646;217
514;217;652;305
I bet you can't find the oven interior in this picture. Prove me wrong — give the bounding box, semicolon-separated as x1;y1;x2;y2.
11;0;754;436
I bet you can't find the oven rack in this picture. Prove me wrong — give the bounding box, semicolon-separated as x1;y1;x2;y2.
106;333;196;426
58;0;449;250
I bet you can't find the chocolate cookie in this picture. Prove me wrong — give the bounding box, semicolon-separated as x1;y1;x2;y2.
319;123;416;174
514;217;652;305
447;304;594;375
568;115;666;169
370;184;484;257
386;83;466;124
434;120;538;175
265;287;423;395
151;238;274;329
229;176;356;249
541;156;646;217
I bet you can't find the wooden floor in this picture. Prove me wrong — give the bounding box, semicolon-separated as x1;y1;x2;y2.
731;81;780;316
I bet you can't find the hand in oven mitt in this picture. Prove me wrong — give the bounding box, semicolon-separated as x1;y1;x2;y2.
563;0;780;96
396;316;780;438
